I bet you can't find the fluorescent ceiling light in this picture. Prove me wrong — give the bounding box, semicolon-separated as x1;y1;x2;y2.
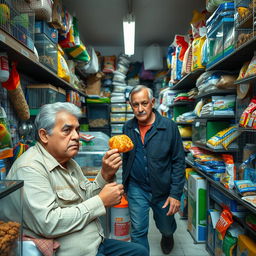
123;14;135;56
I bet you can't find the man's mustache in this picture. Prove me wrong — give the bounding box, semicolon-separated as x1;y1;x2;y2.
137;111;146;116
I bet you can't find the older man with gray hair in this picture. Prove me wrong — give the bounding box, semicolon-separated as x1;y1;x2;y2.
6;102;148;256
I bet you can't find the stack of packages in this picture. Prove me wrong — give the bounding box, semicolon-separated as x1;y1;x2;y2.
188;147;236;186
111;54;131;103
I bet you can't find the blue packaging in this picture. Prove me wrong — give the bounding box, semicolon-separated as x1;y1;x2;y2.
35;21;58;44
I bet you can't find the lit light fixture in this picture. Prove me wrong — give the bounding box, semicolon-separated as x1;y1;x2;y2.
123;13;135;56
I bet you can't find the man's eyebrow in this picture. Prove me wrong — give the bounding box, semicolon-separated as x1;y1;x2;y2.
62;124;71;129
62;124;80;129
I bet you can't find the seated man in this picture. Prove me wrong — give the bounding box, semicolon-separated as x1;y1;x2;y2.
6;102;147;256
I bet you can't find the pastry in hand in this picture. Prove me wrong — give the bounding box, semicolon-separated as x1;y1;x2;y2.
109;134;134;153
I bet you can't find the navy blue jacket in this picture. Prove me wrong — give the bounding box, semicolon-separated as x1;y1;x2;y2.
122;110;185;202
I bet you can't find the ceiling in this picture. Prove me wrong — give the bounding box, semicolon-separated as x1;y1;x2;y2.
63;0;205;49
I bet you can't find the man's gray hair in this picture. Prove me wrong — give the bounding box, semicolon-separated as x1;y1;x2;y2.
34;102;82;141
129;85;154;102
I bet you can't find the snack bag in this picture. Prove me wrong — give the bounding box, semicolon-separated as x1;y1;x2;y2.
239;98;256;127
237;61;250;80
216;209;233;240
245;53;256;77
234;180;256;196
191;36;206;71
220;154;236;189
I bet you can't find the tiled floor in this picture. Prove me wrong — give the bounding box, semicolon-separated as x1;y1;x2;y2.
148;210;209;256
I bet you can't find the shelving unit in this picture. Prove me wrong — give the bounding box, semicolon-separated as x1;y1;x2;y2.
186;158;256;214
169;69;205;90
0;29;86;96
206;36;256;71
195;89;237;99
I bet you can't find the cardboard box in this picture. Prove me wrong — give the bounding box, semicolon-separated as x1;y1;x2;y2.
207;209;220;253
188;173;207;242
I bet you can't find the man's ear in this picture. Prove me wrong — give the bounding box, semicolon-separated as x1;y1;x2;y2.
38;129;48;144
152;97;155;107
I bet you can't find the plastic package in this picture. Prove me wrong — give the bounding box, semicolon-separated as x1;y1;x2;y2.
143;44;163;70
0;52;9;82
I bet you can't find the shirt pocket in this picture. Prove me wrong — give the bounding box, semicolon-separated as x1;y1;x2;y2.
56;189;80;206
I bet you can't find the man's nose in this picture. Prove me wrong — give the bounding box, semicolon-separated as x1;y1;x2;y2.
138;104;143;112
72;130;80;139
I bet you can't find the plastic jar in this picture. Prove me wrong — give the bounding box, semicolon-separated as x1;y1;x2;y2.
111;196;131;241
0;52;9;82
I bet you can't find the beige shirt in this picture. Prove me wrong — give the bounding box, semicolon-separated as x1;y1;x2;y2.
6;142;108;256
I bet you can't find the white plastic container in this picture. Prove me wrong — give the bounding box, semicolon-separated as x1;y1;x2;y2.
111;196;131;241
0;52;9;82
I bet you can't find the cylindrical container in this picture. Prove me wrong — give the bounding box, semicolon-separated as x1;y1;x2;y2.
0;159;6;180
0;52;9;82
111;196;131;241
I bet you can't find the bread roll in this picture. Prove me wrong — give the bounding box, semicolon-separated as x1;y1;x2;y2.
109;134;134;153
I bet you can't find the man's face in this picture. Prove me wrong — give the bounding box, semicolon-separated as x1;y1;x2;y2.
43;111;80;164
130;88;155;124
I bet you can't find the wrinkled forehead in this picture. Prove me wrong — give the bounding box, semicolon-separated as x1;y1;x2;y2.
130;89;150;102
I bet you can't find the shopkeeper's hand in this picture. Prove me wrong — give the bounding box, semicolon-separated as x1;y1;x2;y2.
162;197;181;216
101;149;122;182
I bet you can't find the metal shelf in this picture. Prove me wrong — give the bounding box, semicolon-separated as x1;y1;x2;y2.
235;13;253;29
170;101;195;107
176;122;193;125
169;69;205;90
194;115;235;120
185;158;256;214
195;89;237;100
238;127;256;132
193;141;238;153
234;75;256;85
206;36;256;71
0;29;86;96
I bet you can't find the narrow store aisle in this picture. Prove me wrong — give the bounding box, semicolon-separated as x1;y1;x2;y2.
148;210;209;256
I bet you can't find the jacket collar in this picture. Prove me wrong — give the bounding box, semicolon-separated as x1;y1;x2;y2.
127;109;167;130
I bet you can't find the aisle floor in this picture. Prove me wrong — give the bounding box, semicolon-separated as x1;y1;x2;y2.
148;210;209;256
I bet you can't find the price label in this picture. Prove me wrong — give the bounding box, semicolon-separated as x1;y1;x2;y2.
0;34;6;43
20;48;29;58
195;121;200;127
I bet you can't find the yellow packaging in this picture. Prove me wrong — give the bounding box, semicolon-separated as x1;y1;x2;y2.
192;36;206;71
57;50;71;83
237;234;256;256
185;168;194;180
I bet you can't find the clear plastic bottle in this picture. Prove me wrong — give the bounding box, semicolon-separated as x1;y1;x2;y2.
0;159;6;180
0;52;9;82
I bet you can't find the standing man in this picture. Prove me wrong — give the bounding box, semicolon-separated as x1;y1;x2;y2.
122;85;185;255
5;102;148;256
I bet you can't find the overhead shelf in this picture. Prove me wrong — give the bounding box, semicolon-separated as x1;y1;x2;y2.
0;29;86;97
195;89;237;99
206;37;256;71
169;69;205;90
185;158;256;214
